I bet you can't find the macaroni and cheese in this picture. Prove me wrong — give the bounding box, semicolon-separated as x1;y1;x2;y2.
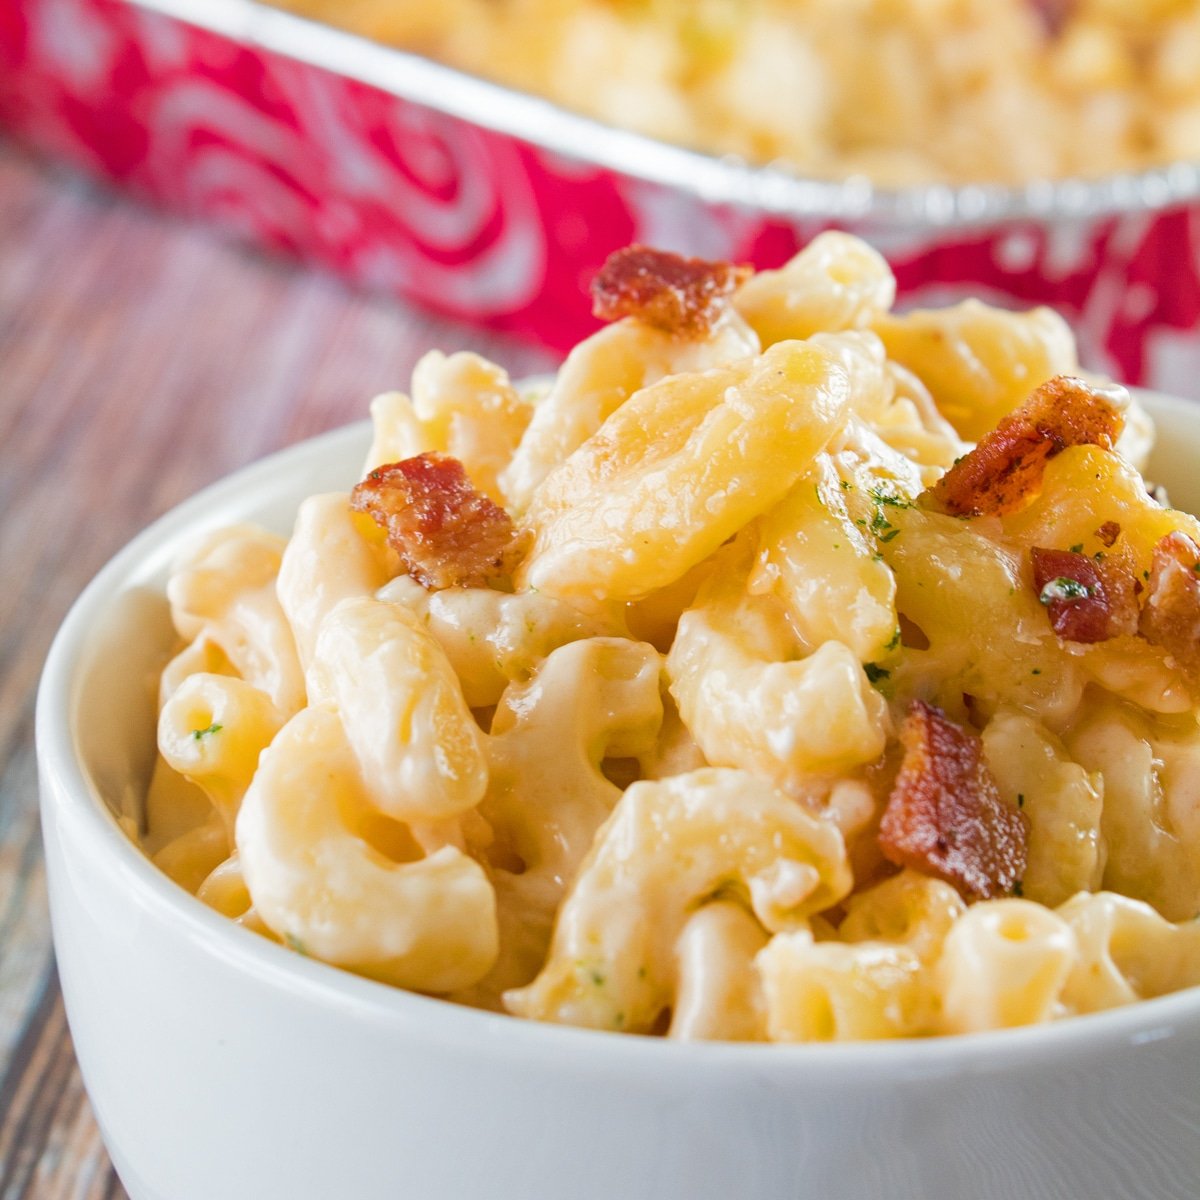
142;233;1200;1041
268;0;1200;185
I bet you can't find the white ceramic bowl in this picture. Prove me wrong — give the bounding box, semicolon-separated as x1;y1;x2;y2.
37;393;1200;1200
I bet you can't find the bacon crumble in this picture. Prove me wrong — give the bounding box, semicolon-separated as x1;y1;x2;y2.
591;245;751;338
351;453;528;590
1095;520;1121;548
1139;531;1200;681
927;375;1125;517
878;701;1028;901
1030;546;1139;644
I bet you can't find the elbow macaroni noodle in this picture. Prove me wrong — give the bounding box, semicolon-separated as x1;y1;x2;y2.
143;232;1200;1041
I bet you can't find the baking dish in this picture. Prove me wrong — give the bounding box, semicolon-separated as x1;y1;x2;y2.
1;0;1198;392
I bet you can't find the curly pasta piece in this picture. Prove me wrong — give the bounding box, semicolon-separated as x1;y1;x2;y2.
879;504;1083;724
668;901;768;1042
875;362;969;476
873;299;1079;441
500;312;758;511
758;932;927;1042
158;635;235;708
936;900;1076;1033
591;245;750;337
879;701;1028;901
520;337;852;601
237;704;498;993
733;232;896;348
277;492;393;670
980;710;1103;908
928;375;1125;517
142;754;213;859
376;574;625;708
838;869;966;962
754;454;898;661
152;818;230;895
507;768;850;1032
167;525;305;717
458;638;664;1006
1065;696;1200;921
158;673;287;836
1058;892;1200;1015
361;354;532;501
195;854;253;919
1003;444;1200;570
309;597;487;823
407;351;532;503
668;542;888;783
363;391;425;477
351;454;528;590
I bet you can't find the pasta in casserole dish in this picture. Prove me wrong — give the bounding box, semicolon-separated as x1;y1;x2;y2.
267;0;1200;185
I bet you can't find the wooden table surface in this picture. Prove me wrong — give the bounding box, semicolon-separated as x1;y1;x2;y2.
0;139;555;1199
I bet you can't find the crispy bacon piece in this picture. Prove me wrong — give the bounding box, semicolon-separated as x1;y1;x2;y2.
590;245;751;338
1139;531;1200;681
1095;520;1121;548
351;453;528;590
928;376;1125;517
1030;546;1139;644
879;701;1028;901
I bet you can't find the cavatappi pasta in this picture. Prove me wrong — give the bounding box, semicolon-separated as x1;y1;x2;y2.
268;0;1200;186
143;233;1200;1042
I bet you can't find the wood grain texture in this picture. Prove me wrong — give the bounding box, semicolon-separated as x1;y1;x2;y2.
0;138;555;1199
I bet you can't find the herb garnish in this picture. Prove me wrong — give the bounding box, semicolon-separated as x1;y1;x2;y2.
1039;577;1091;605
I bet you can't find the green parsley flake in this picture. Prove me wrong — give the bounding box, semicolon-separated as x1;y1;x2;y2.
864;663;890;685
1012;880;1025;898
191;722;223;740
1039;577;1091;605
577;962;606;987
877;528;901;544
886;627;902;652
284;933;308;956
868;487;913;510
1017;793;1025;809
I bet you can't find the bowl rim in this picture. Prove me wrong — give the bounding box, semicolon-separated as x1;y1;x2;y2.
36;388;1200;1079
127;0;1200;227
